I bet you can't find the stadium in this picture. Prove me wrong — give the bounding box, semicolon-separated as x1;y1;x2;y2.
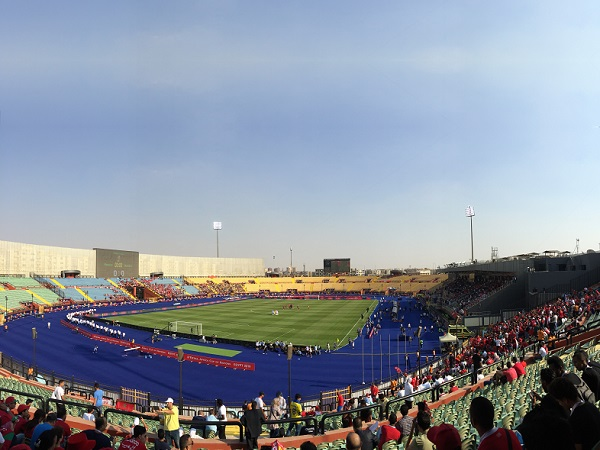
2;239;600;450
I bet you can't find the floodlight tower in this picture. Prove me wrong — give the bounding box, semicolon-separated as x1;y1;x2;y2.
465;206;475;263
213;222;222;257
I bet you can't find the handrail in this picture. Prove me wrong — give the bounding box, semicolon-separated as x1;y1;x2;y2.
0;387;45;409
48;398;100;416
262;416;320;436
319;404;382;434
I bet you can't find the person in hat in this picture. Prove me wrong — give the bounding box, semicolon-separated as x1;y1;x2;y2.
160;398;180;448
67;432;96;450
13;404;31;444
4;397;17;416
120;426;148;450
427;424;461;450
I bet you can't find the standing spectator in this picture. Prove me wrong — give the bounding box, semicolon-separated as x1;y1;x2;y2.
370;383;379;399
51;381;65;401
267;398;285;438
253;392;266;417
469;397;520;450
240;401;265;450
160;398;180;449
93;384;104;415
289;394;304;436
120;426;148;450
336;390;345;412
216;399;227;439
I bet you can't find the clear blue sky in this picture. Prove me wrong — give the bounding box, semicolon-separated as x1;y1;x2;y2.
1;2;599;271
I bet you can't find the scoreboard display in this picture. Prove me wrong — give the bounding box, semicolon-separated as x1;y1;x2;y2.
324;258;351;275
94;248;140;278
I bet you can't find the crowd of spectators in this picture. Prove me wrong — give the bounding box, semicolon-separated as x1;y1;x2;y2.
437;274;514;313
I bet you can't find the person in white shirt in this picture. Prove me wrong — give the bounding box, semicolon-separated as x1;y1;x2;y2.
51;380;65;400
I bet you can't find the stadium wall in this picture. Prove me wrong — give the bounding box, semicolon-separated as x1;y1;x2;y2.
0;240;264;277
0;240;96;276
139;253;264;277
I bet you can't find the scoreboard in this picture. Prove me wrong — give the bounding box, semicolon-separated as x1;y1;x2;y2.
94;248;140;278
323;258;351;275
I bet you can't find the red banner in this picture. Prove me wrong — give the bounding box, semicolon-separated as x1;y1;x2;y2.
61;320;255;371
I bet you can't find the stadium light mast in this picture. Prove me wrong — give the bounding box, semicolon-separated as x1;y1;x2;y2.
290;248;293;276
465;206;475;263
213;222;222;258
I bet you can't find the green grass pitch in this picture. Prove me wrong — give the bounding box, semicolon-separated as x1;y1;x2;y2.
113;298;379;347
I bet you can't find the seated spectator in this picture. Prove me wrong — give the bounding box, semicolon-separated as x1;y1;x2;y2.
547;377;600;450
352;417;378;450
346;432;362;450
55;406;71;447
394;404;412;445
378;412;401;450
82;417;113;450
572;349;600;401
503;361;518;383
512;356;526;377
406;411;433;450
427;423;461;450
120;426;148;450
66;433;96;450
154;429;170;450
82;408;95;422
30;412;57;450
469;397;520;449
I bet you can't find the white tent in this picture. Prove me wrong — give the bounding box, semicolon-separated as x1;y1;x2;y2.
439;332;458;343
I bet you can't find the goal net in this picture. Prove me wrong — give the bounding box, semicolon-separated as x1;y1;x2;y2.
168;321;202;336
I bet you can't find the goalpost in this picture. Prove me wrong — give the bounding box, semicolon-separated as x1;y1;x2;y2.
168;321;203;336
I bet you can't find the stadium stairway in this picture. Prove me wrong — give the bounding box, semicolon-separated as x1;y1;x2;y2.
108;278;137;299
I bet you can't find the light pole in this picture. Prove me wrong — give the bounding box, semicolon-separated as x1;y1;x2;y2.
290;248;293;275
213;222;222;258
32;327;37;372
287;343;293;416
465;206;475;263
177;348;184;410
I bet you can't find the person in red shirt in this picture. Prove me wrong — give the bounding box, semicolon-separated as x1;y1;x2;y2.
119;426;148;450
503;362;518;383
378;412;401;450
512;357;525;377
470;397;520;450
337;390;345;412
370;383;379;399
13;405;30;439
66;433;95;450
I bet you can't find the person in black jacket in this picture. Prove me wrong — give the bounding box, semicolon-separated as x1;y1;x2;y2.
572;349;600;401
240;401;265;450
